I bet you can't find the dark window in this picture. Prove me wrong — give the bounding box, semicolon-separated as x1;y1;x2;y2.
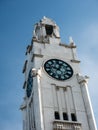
54;111;60;120
45;25;53;35
63;112;68;120
71;113;77;121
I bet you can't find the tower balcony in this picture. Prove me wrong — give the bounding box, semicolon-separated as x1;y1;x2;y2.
53;120;82;130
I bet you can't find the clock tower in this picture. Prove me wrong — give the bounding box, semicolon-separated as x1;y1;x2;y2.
20;17;97;130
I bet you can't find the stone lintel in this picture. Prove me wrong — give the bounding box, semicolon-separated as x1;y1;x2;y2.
51;83;71;90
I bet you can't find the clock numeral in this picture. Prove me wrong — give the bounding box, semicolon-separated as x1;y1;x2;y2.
52;60;56;63
59;61;63;64
65;74;69;78
46;68;50;71
46;64;50;67
48;61;52;65
67;71;72;74
55;75;59;78
61;76;65;79
63;63;67;67
66;73;71;77
50;72;53;76
66;67;71;70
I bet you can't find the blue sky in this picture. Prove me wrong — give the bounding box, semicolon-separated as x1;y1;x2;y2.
0;0;98;129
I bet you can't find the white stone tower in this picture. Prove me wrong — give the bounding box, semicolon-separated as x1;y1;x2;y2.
20;17;97;130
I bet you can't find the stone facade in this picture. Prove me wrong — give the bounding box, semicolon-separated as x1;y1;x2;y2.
20;17;97;130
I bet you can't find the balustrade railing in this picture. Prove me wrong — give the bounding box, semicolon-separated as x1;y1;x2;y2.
53;120;82;130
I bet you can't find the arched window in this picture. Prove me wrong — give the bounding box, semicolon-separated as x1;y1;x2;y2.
45;25;53;35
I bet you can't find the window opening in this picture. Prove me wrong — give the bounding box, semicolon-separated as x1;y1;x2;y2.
45;25;53;35
63;112;68;120
54;111;60;120
71;113;77;121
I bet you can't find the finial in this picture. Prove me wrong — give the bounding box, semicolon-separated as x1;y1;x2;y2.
69;36;73;43
69;36;75;46
43;16;46;19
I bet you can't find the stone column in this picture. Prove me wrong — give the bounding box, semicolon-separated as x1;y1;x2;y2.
77;74;97;130
32;68;44;130
64;86;71;121
56;87;63;120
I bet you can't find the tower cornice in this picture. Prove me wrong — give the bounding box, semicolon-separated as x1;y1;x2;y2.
59;43;76;48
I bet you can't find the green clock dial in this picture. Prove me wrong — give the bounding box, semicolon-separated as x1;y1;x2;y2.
44;59;73;80
26;69;33;97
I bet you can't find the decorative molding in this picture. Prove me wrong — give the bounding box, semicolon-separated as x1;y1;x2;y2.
76;73;89;84
33;53;44;58
55;86;59;90
63;87;67;91
59;43;76;48
71;59;81;63
51;83;70;90
32;68;38;77
53;120;82;130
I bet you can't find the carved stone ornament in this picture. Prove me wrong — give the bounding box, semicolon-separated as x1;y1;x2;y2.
76;73;89;84
32;68;38;77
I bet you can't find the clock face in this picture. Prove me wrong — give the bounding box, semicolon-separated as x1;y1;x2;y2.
26;69;33;97
44;59;73;80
